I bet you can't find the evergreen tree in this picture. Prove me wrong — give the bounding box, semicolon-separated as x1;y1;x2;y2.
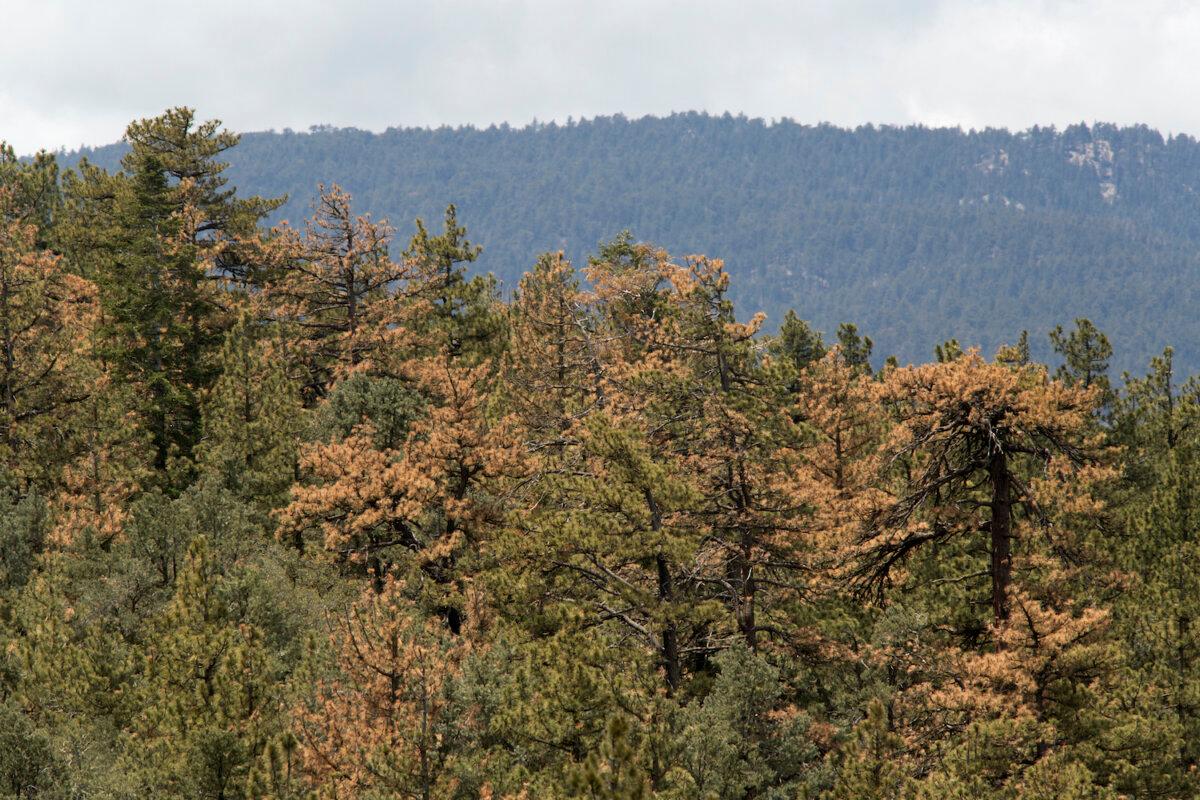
0;185;99;488
295;573;466;800
566;716;652;800
1050;317;1113;399
61;108;278;478
403;203;505;362
130;536;278;799
197;313;302;514
835;323;873;373
0;142;59;244
857;352;1101;622
770;310;827;373
265;183;412;396
502;251;599;458
822;700;907;800
279;356;523;631
1116;442;1200;783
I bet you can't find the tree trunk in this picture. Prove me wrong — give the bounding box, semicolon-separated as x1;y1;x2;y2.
646;489;681;693
988;449;1012;622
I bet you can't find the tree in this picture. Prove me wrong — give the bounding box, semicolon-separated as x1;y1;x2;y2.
403;203;504;362
770;310;826;373
61;108;278;476
502;251;600;459
0;186;99;488
513;245;716;693
0;490;50;593
1116;442;1200;778
5;567;137;796
0;701;62;799
49;368;153;549
295;573;466;800
996;331;1031;367
1050;318;1112;399
822;699;907;800
265;184;412;396
675;647;817;799
121;107;281;286
130;537;279;799
793;348;888;549
510;409;709;695
663;255;810;650
566;715;652;800
1111;346;1200;469
197;313;302;514
857;352;1100;622
0;142;59;240
451;624;662;797
835;323;873;373
278;356;523;631
583;232;674;360
935;338;963;363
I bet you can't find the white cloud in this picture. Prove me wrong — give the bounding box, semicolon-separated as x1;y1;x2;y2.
1;0;1197;154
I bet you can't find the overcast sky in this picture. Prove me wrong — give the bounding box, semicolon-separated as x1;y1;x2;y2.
2;0;1197;154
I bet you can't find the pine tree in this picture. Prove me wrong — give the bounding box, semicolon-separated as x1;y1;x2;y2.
675;646;818;798
278;356;522;630
583;232;673;360
822;700;907;800
403;204;505;362
1050;318;1112;402
265;184;413;396
662;255;810;650
857;352;1101;622
502;251;600;459
49;367;153;549
245;732;304;800
0;185;99;488
60;109;277;478
793;348;888;550
996;331;1031;367
197;313;302;514
566;716;652;800
511;410;706;694
0;701;61;799
770;310;826;373
130;536;278;799
121;107;282;286
1116;442;1200;781
295;573;466;800
835;323;873;373
1111;345;1199;477
0;142;59;245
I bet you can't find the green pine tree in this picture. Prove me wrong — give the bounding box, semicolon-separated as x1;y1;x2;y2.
567;715;652;800
835;322;873;372
197;313;302;514
60;108;279;481
771;310;827;373
404;203;506;361
1050;317;1112;400
822;700;907;800
129;536;279;799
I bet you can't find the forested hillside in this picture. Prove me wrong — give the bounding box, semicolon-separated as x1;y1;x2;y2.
7;108;1200;798
71;113;1200;374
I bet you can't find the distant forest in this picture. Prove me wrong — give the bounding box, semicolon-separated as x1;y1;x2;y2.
70;112;1200;375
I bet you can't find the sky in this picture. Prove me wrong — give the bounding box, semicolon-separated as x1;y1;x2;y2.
3;0;1198;155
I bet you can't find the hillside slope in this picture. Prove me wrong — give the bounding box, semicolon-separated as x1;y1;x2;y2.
69;114;1200;374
